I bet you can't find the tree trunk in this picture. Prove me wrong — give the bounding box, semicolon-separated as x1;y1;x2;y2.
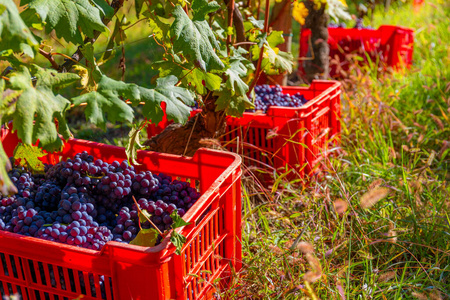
302;1;329;82
144;98;227;156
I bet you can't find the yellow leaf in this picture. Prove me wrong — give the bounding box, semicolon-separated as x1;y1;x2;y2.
293;1;309;25
339;0;348;7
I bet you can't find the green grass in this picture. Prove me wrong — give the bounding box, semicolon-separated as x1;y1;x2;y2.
227;1;450;299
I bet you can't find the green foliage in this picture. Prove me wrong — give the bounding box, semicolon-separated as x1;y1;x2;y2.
13;143;47;172
71;75;136;129
21;0;108;44
125;126;143;166
171;5;224;72
0;0;38;57
170;211;190;255
130;228;158;247
6;66;79;151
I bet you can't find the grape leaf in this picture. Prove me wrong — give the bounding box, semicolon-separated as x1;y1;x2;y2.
91;0;114;18
126;126;142;166
71;75;136;130
263;44;293;74
0;142;17;196
170;211;190;255
225;58;249;96
8;65;79;151
138;75;195;125
76;43;192;128
24;0;108;44
13;143;47;172
138;209;152;224
0;81;18;196
214;87;253;116
134;0;146;17
170;211;190;229
171;5;224;72
0;0;38;57
130;228;158;247
267;31;285;48
191;0;220;21
182;69;222;95
171;231;186;255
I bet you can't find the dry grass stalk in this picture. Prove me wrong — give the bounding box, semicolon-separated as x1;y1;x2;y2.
336;280;346;300
303;253;322;283
296;241;314;254
377;271;397;282
426;150;436;167
388;221;398;243
429;114;445;130
368;179;383;190
412;292;430;300
430;290;443;300
333;199;348;215
438;141;449;159
268;245;283;255
360;187;390;209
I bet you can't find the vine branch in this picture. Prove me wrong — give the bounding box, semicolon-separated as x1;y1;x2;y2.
38;49;59;70
248;0;271;94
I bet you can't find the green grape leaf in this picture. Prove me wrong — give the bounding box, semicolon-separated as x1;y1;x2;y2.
130;228;158;247
267;31;285;48
0;142;17;196
91;0;114;18
99;18;121;63
171;5;224;72
0;82;18;196
71;75;136;130
181;68;221;95
0;0;38;57
138;209;152;225
170;211;190;229
191;0;220;21
247;16;264;29
225;58;249;96
25;0;108;44
138;75;195;125
8;65;79;151
171;231;186;255
170;211;189;255
134;0;146;17
214;87;253;116
263;45;293;74
126;126;143;166
13;143;47;172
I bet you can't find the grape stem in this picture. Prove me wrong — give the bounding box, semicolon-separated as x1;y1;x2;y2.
131;196;164;236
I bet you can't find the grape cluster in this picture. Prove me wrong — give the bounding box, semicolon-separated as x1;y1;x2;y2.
329;21;347;28
354;19;374;30
248;85;307;113
0;151;201;252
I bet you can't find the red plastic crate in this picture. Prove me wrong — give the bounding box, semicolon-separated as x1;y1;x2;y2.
148;80;341;179
0;128;242;300
298;25;414;76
